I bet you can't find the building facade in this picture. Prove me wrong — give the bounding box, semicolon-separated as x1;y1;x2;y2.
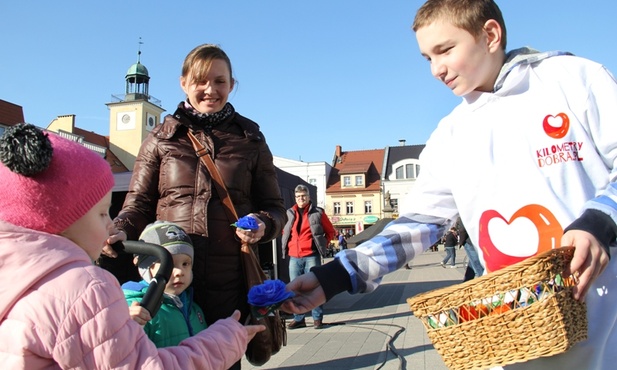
381;142;425;218
323;142;425;240
325;145;384;237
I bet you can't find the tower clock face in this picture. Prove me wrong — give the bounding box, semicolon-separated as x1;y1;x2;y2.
116;111;136;131
146;113;156;131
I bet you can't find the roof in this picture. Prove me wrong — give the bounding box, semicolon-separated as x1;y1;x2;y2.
53;123;129;174
0;99;25;126
71;127;129;173
327;148;384;194
126;62;149;77
338;162;371;174
384;144;425;178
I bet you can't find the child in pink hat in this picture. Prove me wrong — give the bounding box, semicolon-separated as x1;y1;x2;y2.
0;123;264;369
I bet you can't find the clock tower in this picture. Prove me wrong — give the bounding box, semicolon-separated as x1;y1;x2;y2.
107;46;165;170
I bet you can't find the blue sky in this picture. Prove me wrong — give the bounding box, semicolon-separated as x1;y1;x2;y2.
1;1;616;163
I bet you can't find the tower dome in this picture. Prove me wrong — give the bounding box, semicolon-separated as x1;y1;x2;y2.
124;52;150;100
126;62;149;82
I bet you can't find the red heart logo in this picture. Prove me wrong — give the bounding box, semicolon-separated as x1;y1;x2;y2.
542;113;569;139
478;204;563;272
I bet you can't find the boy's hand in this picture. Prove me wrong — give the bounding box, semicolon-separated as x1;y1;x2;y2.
231;310;265;342
129;301;152;326
562;230;609;301
280;273;326;314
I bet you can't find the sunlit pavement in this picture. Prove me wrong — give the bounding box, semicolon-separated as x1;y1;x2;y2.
242;247;468;369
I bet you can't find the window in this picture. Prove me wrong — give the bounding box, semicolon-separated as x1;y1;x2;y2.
333;202;341;215
346;201;354;214
355;175;363;186
391;160;421;181
404;163;421;178
309;178;317;186
364;200;372;213
343;176;351;187
395;166;404;179
406;164;414;179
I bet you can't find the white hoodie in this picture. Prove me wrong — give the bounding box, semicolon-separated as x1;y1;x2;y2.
338;48;617;369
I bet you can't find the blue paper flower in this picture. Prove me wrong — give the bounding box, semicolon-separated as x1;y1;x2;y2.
231;215;259;231
248;280;294;319
248;279;294;307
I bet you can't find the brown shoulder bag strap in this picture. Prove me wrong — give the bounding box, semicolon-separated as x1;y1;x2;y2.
187;131;239;223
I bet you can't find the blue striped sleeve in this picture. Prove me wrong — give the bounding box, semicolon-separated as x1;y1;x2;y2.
335;215;448;294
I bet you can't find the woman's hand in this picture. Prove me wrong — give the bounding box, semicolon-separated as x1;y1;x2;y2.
101;229;127;258
280;272;326;314
234;214;266;244
562;230;609;301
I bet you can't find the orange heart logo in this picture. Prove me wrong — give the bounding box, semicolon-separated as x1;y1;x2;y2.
478;204;563;272
542;113;569;139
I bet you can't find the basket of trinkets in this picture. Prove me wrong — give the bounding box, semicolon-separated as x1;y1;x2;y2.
407;247;587;370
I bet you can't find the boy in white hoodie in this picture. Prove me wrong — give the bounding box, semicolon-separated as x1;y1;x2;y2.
284;1;617;369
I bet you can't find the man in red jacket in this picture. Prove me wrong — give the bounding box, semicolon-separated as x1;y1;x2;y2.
281;185;336;329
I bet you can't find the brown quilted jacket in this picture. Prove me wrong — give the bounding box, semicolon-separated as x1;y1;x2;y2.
114;103;286;324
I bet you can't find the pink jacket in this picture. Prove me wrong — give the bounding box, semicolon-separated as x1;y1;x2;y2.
0;221;248;369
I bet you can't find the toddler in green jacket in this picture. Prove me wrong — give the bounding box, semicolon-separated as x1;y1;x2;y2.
123;221;207;347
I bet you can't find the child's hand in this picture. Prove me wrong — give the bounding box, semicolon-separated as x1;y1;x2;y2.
129;301;152;326
234;214;266;245
280;272;326;314
562;230;610;301
102;229;127;258
231;310;265;342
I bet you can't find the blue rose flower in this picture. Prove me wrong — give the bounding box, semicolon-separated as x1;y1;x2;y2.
231;215;259;231
248;279;294;307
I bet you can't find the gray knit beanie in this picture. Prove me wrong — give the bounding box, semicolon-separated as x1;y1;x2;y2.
136;221;194;282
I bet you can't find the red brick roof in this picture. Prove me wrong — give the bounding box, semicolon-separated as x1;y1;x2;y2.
72;127;129;173
0;99;25;126
327;147;384;194
338;162;371;174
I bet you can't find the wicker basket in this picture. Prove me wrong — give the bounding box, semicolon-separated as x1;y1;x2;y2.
407;247;587;370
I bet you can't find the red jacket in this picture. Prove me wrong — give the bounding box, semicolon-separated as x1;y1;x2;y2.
282;202;336;258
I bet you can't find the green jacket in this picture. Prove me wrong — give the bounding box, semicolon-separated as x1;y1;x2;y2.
123;281;207;347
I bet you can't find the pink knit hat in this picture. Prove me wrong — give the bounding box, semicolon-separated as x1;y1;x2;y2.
0;123;115;234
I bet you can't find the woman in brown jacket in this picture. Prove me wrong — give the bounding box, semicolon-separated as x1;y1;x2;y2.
105;45;286;367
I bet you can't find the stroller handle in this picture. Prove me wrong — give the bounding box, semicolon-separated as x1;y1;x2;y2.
114;241;173;318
